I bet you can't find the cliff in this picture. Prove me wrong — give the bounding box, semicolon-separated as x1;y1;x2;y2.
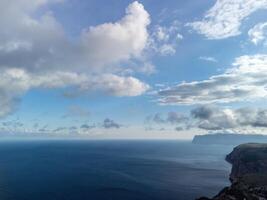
192;134;267;145
197;143;267;200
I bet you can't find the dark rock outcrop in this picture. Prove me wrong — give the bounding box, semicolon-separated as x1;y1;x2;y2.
226;143;267;182
197;143;267;200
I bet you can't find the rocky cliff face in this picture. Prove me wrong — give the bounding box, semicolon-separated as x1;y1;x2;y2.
197;143;267;200
226;143;267;182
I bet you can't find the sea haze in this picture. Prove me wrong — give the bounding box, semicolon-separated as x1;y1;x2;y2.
0;140;233;200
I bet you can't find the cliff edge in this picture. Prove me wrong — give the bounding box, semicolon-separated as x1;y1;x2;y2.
197;143;267;200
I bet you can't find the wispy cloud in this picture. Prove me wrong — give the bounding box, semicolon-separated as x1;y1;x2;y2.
187;0;267;39
248;22;267;45
199;56;218;63
62;105;90;119
149;21;183;56
146;112;188;125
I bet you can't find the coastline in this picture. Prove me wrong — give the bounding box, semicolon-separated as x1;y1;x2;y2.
197;143;267;200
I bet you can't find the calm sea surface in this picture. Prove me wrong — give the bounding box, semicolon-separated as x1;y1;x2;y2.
0;140;234;200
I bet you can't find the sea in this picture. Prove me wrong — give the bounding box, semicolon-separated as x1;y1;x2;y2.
0;140;234;200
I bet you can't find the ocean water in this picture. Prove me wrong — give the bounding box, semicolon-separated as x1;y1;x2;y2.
0;140;234;200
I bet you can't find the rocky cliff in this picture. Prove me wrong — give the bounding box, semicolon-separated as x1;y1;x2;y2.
197;143;267;200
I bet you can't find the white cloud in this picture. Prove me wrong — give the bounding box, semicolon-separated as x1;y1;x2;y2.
187;0;267;39
0;1;152;118
145;111;190;132
0;1;151;72
199;56;218;63
157;54;267;105
145;106;267;133
137;62;156;75
81;1;151;67
102;118;121;129
192;105;267;131
0;68;149;118
82;74;150;97
158;44;176;56
146;112;189;125
248;22;267;45
149;21;183;56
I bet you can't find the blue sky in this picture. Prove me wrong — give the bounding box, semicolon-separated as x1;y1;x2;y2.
0;0;267;139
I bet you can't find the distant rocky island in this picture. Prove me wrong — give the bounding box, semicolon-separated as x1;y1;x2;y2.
192;134;267;145
197;143;267;200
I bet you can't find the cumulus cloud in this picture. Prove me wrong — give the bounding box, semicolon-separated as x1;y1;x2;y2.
80;124;96;130
102;118;121;129
145;112;189;129
157;54;267;105
80;1;150;67
83;74;150;97
145;106;267;133
191;105;236;130
187;0;267;39
144;111;199;132
248;22;267;45
191;105;267;131
0;1;152;118
166;112;189;124
150;113;165;124
0;68;150;117
0;1;151;72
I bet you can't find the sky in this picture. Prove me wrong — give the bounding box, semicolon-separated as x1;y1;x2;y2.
0;0;267;139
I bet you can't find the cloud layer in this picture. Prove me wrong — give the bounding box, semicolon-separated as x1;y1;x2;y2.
146;105;267;133
192;105;267;131
0;68;150;118
157;54;267;105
